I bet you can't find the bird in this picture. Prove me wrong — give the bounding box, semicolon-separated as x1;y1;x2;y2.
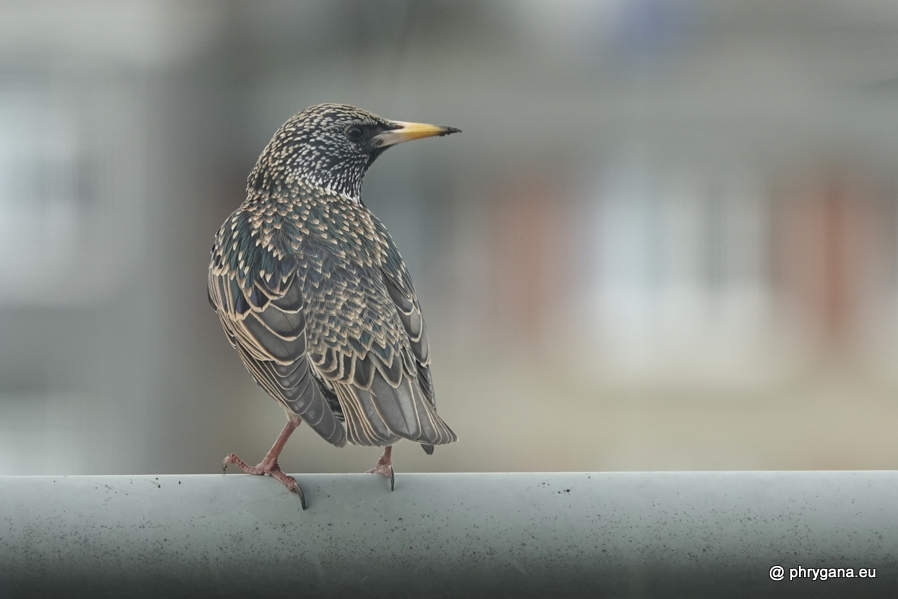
208;103;459;508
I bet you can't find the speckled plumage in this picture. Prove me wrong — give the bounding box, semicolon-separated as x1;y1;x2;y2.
209;104;458;470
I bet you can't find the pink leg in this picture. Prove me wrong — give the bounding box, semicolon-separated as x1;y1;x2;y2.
223;415;307;509
366;445;395;491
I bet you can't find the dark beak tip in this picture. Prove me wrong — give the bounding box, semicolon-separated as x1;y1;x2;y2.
442;127;461;136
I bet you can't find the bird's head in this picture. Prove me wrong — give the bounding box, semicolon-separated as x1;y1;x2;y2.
249;103;460;200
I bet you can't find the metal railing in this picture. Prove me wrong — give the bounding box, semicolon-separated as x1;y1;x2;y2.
1;472;896;598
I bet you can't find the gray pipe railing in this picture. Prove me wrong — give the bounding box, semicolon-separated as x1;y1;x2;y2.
1;471;896;598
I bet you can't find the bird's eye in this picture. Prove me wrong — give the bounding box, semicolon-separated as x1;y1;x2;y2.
346;126;364;142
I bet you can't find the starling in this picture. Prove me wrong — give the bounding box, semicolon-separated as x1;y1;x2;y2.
208;103;459;508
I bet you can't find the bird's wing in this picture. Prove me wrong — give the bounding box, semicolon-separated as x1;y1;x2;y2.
377;262;456;448
302;240;455;447
208;246;346;448
379;254;435;407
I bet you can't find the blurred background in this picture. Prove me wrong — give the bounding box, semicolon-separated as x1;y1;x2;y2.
2;0;898;476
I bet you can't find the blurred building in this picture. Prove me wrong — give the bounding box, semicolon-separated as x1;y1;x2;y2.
2;0;898;476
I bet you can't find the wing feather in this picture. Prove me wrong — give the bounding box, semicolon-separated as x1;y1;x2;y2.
208;259;346;448
316;257;456;447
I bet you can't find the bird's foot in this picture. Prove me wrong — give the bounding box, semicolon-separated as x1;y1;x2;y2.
366;454;395;492
222;452;307;509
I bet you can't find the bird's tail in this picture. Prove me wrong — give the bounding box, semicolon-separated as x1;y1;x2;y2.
334;371;457;447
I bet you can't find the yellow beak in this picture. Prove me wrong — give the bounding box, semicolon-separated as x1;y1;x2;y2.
373;120;461;148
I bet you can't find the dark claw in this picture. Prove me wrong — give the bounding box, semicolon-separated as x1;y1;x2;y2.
389;465;395;492
222;463;227;473
296;486;307;510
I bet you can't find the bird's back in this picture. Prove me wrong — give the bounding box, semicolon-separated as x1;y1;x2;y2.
209;182;456;448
